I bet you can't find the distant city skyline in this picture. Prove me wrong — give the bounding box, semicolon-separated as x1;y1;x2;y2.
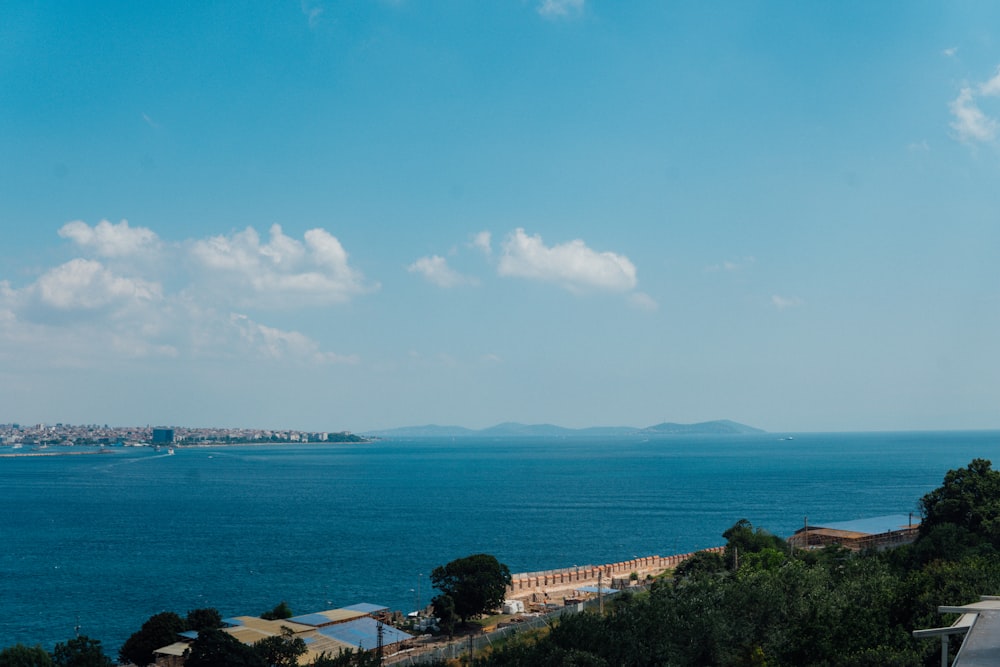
2;2;1000;433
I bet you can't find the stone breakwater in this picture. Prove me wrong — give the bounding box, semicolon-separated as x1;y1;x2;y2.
506;547;725;602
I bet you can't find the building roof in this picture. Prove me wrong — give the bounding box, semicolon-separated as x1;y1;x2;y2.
317;617;412;650
914;596;1000;666
154;642;192;657
955;610;1000;666
795;514;917;536
288;608;368;627
222;616;314;634
341;602;388;614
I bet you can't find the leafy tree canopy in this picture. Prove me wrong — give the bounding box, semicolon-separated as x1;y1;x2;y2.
431;554;512;623
51;637;112;667
919;458;1000;548
184;629;265;667
261;601;293;621
672;550;725;582
253;628;306;667
118;611;186;666
431;594;456;637
722;519;787;568
186;607;224;633
0;643;54;667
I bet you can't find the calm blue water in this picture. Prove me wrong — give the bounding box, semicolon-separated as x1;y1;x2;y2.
2;431;999;652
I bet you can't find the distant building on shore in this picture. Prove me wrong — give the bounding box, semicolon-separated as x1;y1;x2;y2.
152;428;175;444
787;514;919;551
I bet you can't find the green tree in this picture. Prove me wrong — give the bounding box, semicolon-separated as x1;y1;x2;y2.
186;607;224;632
722;519;787;569
119;611;186;666
51;637;112;667
919;458;1000;549
253;627;306;667
261;601;293;620
431;594;456;637
672;550;725;582
0;644;54;667
185;629;265;667
430;554;512;623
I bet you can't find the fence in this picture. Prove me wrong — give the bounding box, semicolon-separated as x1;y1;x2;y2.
385;589;634;665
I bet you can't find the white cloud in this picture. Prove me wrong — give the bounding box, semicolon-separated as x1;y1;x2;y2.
33;259;161;311
979;66;1000;96
950;88;996;143
230;313;358;365
190;224;371;307
471;231;492;255
943;47;958;58
0;221;368;369
408;255;476;288
301;0;324;28
628;292;659;312
59;219;160;258
771;295;803;310
538;0;584;18
949;67;1000;145
498;228;637;293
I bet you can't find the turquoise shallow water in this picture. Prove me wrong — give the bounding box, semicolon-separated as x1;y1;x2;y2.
1;430;999;652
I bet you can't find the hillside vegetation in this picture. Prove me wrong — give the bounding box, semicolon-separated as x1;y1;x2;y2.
473;459;1000;667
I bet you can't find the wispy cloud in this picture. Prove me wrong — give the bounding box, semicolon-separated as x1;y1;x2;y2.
705;256;756;273
943;47;958;58
301;0;324;28
141;113;160;129
537;0;584;19
230;313;358;365
498;228;637;293
407;255;477;288
470;230;492;256
949;66;1000;145
628;292;659;311
771;295;803;310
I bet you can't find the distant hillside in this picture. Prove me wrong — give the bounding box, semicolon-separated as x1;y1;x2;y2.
364;419;764;439
642;419;766;435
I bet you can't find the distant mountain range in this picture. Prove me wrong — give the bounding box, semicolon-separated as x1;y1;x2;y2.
363;419;765;439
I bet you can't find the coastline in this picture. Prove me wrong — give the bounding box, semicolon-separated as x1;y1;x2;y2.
0;449;115;458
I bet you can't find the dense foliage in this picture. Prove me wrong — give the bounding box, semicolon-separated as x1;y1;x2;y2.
431;553;512;623
260;601;294;621
0;643;54;667
473;459;1000;667
118;611;186;666
50;637;112;667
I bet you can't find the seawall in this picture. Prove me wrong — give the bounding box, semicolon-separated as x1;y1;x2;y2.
506;547;725;601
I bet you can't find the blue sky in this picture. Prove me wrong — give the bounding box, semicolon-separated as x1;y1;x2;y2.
2;1;1000;433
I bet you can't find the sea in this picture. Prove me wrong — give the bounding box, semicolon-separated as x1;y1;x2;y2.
2;430;999;654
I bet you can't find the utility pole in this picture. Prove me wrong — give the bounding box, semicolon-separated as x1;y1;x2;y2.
376;620;384;666
598;570;604;615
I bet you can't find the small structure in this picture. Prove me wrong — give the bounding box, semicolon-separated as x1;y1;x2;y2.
787;514;919;551
502;600;525;615
153;603;411;666
914;596;1000;667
